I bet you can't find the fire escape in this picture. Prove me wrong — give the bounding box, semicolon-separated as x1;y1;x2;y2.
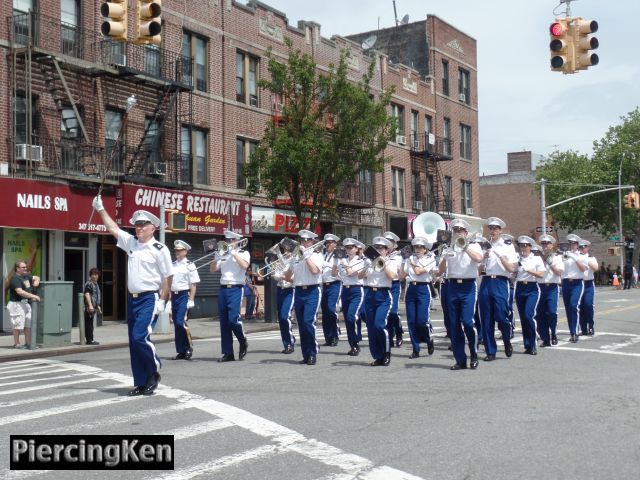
410;131;453;217
7;11;193;188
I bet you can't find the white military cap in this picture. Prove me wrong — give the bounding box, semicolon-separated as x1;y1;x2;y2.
373;236;392;249
539;234;556;244
578;239;591;247
450;218;470;230
486;217;506;228
531;244;542;253
173;240;191;251
471;235;489;244
324;233;340;242
517;235;535;245
298;229;318;240
224;229;243;240
411;236;431;248
383;231;400;242
342;237;357;246
354;240;366;250
130;210;160;227
566;233;581;243
501;233;514;241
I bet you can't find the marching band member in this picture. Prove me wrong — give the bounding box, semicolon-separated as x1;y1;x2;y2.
502;233;517;338
478;217;518;361
383;231;405;347
400;236;437;359
536;234;564;346
337;237;366;356
438;219;483;370
321;233;342;346
210;229;250;362
171;240;200;360
578;239;599;336
92;198;172;396
561;234;586;343
514;236;545;355
285;229;324;365
272;266;296;354
355;240;367;345
363;237;397;366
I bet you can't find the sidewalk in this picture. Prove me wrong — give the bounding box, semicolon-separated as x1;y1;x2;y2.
0;317;279;363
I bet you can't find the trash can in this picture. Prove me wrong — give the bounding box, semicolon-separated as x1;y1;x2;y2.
36;281;73;346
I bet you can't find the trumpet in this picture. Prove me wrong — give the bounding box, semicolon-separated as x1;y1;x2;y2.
372;255;392;273
217;238;248;257
294;239;326;263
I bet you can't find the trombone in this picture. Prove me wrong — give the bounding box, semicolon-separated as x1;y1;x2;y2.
175;237;248;273
217;238;248;258
293;239;326;263
256;238;300;278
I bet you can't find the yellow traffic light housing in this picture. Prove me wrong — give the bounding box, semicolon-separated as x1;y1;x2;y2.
630;191;640;209
550;18;574;73
101;0;128;42
168;211;187;231
573;18;599;71
135;0;162;46
624;193;631;208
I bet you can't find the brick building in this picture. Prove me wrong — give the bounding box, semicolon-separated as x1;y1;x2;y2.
1;1;480;327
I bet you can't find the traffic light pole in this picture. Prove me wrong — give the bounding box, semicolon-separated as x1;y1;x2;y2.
618;163;624;276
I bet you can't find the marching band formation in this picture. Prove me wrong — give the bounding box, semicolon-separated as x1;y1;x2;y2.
186;214;600;371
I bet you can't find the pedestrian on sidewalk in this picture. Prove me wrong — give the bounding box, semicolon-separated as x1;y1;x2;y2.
6;261;40;348
83;268;102;345
92;195;173;396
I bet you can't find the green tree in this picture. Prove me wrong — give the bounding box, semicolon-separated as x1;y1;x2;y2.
536;108;640;264
244;38;396;230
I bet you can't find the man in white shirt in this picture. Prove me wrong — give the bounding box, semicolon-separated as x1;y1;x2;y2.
578;239;599;336
320;233;342;346
171;240;200;360
561;234;587;343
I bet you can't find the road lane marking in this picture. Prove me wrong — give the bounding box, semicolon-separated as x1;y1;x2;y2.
0;383;124;409
0;376;117;396
160;419;234;440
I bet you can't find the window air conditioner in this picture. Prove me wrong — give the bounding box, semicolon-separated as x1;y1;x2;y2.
250;96;258;107
458;93;466;102
396;135;406;145
413;200;423;210
107;52;127;67
15;144;42;161
466;207;474;215
153;162;167;175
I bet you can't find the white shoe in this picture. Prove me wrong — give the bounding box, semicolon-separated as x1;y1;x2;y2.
14;344;23;349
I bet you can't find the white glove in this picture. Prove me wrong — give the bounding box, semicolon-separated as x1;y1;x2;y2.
187;299;195;309
92;195;104;212
153;299;166;316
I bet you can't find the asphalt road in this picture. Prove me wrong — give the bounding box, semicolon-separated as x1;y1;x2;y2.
2;287;640;479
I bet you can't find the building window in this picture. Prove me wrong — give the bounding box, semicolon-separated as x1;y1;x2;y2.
391;103;405;142
61;0;81;57
15;92;38;145
424;114;433;150
13;0;35;45
426;175;435;212
410;110;419;149
359;169;373;203
443;175;452;212
105;109;124;174
236;51;259;106
441;60;449;96
460;124;472;160
236;137;258;189
144;45;161;77
458;68;470;104
391;167;405;208
61;107;81;170
182;32;208;91
461;180;473;214
411;171;422;210
181;126;208;185
443;117;451;156
143;117;162;167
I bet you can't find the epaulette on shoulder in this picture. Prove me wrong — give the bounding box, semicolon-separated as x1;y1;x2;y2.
153;242;165;250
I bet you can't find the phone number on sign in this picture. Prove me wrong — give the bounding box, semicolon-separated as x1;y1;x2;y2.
77;223;107;232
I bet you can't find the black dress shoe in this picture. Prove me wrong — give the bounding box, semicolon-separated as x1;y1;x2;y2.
281;345;294;354
87;341;100;345
409;351;420;359
529;348;537;355
238;340;248;360
588;328;594;336
347;347;359;356
323;341;333;346
128;386;144;396
524;347;532;354
218;354;236;362
307;355;317;365
539;341;551;348
470;355;479;369
483;354;496;361
330;338;339;347
355;344;360;353
184;347;193;360
450;362;467;370
299;357;309;364
395;335;403;347
551;335;558;345
580;331;588;336
504;342;513;358
142;373;160;395
383;352;391;366
370;358;386;366
447;345;453;351
427;340;435;355
173;353;186;360
570;334;578;343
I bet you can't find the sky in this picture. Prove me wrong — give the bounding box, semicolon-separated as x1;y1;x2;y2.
260;0;640;175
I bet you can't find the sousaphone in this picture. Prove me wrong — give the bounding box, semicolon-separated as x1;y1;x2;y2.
411;212;446;244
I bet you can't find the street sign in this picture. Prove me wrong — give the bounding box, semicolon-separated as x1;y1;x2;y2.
614;241;626;246
535;226;553;233
609;236;620;241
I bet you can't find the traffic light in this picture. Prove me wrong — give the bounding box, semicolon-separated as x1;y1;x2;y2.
168;212;187;231
608;247;621;256
135;0;162;46
549;18;574;73
101;0;128;42
630;192;640;209
624;193;632;208
573;17;599;70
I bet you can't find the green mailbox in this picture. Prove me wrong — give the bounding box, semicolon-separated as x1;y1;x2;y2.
36;281;73;346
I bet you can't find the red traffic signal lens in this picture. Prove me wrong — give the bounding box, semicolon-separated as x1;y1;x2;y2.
550;22;564;37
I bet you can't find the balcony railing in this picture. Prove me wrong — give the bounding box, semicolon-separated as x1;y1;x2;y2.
336;181;374;205
9;12;191;88
410;133;453;160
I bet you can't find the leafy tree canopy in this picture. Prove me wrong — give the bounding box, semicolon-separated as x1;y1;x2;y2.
244;38;396;229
